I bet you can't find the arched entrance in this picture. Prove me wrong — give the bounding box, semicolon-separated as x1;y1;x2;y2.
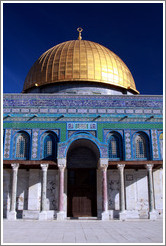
67;138;100;217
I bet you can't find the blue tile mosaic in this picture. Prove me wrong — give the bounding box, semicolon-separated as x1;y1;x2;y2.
4;94;163;109
151;129;159;159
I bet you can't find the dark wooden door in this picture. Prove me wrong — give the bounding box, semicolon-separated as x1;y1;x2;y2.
67;169;97;217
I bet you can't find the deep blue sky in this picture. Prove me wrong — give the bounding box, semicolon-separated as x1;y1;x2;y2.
3;2;163;94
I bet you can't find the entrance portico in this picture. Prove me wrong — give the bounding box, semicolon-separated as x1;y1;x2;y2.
57;138;110;220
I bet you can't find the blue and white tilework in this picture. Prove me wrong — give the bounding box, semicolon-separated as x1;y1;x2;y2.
124;130;132;160
4;129;11;159
104;130;123;143
3;94;163;109
31;129;39;159
151;129;159;159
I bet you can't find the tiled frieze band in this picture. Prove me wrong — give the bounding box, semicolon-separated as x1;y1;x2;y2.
4;94;163;108
4;107;162;116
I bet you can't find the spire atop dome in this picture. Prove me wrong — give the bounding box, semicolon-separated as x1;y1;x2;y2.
77;27;83;40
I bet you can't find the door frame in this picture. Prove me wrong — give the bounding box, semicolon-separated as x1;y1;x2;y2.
67;168;97;217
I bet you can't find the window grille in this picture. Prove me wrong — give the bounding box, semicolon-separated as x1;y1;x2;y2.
44;134;55;159
135;134;147;158
16;133;29;159
109;135;120;158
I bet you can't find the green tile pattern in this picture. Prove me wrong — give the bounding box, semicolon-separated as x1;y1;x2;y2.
97;122;163;142
4;122;66;142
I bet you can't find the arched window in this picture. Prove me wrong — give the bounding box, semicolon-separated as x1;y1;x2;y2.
109;134;121;159
43;133;56;160
16;133;29;159
159;133;163;160
135;134;147;159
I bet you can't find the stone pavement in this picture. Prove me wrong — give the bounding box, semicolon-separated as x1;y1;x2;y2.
3;219;163;244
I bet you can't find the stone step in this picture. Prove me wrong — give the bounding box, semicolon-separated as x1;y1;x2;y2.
67;217;98;220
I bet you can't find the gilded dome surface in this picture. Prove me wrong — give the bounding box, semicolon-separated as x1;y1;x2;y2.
23;39;139;94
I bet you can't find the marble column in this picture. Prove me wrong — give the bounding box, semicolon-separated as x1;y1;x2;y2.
146;164;157;220
100;158;109;221
57;158;66;221
58;165;65;212
8;163;19;220
117;164;126;221
39;164;49;220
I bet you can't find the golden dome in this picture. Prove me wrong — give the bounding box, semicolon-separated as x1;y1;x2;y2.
23;39;139;94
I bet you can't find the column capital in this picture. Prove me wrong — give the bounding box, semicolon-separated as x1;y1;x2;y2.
145;164;154;170
57;158;66;170
99;158;108;170
40;164;49;171
99;164;108;171
117;164;125;170
11;163;19;170
58;164;66;171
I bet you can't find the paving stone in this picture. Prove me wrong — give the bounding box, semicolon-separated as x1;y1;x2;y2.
3;219;163;244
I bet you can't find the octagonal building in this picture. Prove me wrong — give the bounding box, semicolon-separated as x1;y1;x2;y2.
3;28;163;221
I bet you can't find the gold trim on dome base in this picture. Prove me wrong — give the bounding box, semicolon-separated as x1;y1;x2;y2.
23;40;139;94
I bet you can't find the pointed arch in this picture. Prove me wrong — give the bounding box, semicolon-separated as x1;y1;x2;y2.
108;131;123;160
41;131;58;160
15;131;30;160
133;131;150;159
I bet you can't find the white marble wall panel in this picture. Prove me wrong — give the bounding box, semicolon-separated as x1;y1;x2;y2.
3;169;11;218
28;169;41;210
17;170;29;210
46;170;59;211
107;169;151;219
107;170;120;210
153;169;163;216
135;169;149;218
125;170;137;210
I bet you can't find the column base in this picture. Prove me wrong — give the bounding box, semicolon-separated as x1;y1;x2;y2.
119;211;127;221
39;211;48;220
7;211;17;220
101;211;109;221
56;211;65;221
149;210;157;220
